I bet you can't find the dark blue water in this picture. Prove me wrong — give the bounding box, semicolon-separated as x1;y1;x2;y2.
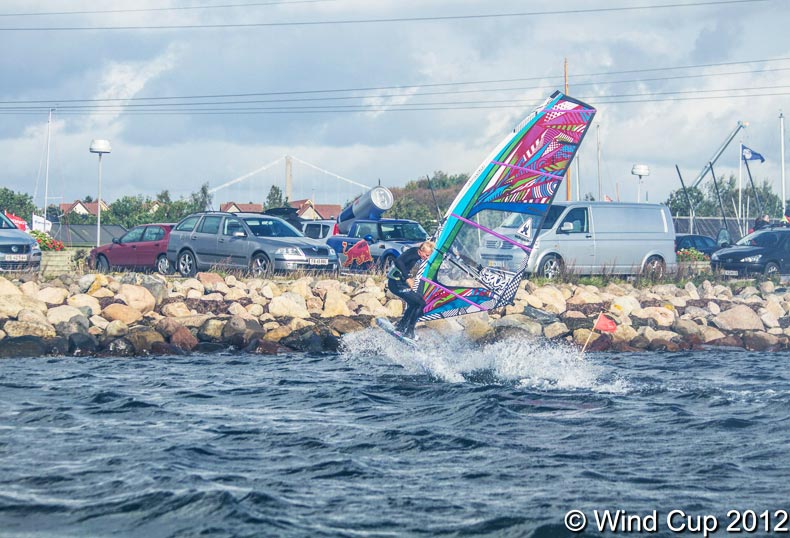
1;330;789;537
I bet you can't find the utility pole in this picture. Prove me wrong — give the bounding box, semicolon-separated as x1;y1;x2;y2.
285;155;293;201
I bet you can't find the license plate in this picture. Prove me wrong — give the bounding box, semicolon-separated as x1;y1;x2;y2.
487;260;505;267
308;258;329;265
4;254;26;261
722;270;738;276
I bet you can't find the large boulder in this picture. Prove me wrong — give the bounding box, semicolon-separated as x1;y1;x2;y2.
161;301;192;318
0;276;21;296
119;273;168;306
268;293;310;319
712;305;763;332
126;329;166;354
2;320;57;338
37;287;70;306
102;304;143;325
117;284;156;314
0;335;48;358
0;295;47;319
321;289;352;317
67;294;102;316
46;305;85;326
532;285;567;314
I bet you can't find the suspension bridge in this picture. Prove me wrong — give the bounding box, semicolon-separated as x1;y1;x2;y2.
207;155;373;210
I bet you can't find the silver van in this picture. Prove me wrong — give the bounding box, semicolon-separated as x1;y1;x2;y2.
477;202;677;278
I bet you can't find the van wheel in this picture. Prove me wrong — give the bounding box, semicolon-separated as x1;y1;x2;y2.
643;255;666;279
764;262;780;276
538;255;563;280
177;250;197;277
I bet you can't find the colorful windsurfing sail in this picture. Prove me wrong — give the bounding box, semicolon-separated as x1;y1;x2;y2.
415;91;596;321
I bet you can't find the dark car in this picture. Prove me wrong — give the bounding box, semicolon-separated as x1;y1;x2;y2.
89;223;174;274
710;227;790;276
675;233;721;257
166;211;338;277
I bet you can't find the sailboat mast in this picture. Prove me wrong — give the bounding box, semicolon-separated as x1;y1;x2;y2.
564;58;571;201
43;108;52;218
781;112;786;217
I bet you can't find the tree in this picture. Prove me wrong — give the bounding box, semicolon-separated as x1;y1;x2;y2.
664;186;705;216
189;182;213;213
265;185;284;209
0;187;36;221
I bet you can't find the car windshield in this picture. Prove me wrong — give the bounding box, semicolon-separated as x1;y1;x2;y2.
0;213;17;229
736;230;780;248
243;217;302;238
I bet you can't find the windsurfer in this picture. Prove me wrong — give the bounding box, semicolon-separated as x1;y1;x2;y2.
388;241;435;339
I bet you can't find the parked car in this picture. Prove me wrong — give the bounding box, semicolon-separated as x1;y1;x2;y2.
302;219;338;240
89;223;174;274
477;202;677;279
325;218;428;271
710;227;790;276
675;233;721;257
0;212;41;272
166;211;338;277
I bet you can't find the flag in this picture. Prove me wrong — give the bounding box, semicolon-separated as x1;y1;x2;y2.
593;313;617;333
604;195;613;202
742;145;765;163
4;211;27;231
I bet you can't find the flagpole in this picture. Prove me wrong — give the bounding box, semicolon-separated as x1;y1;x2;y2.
581;312;603;355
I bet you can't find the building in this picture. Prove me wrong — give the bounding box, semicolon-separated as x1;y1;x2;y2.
289;199;342;220
220;202;264;213
59;200;110;216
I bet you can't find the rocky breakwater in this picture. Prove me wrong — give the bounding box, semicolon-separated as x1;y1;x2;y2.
0;272;788;358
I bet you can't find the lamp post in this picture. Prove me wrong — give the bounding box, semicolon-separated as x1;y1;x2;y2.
631;164;650;203
89;139;111;247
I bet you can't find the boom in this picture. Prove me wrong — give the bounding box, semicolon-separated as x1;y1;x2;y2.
691;121;747;189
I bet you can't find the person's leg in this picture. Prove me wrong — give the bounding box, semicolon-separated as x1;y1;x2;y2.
389;284;413;332
401;292;425;338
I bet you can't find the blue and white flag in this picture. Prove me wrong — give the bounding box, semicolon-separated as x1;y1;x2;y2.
742;145;765;163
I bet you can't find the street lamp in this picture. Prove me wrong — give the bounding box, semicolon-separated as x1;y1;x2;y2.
631;164;650;203
89;139;111;247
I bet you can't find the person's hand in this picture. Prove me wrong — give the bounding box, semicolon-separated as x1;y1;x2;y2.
406;278;414;287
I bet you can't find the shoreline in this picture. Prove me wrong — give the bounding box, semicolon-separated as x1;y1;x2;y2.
0;271;788;359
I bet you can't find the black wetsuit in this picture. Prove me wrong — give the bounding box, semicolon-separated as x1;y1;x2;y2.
388;246;425;338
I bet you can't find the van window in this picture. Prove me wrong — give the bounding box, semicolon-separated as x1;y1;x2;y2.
560;208;589;233
304;223;322;239
593;206;665;233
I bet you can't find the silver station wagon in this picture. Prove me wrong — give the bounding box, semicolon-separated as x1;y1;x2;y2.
0;213;41;272
166;211;339;277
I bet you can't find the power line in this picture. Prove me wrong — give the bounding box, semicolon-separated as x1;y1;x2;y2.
2;83;788;112
2;91;786;115
0;0;334;17
0;0;770;31
1;56;788;106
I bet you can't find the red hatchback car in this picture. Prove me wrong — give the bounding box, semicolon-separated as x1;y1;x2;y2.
89;224;174;274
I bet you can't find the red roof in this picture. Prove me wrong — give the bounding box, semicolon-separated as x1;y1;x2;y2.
289;199;342;219
220;202;263;213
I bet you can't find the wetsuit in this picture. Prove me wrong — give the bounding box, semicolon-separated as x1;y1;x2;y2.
388;246;425;338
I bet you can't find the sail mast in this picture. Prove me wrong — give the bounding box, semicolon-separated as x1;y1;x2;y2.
43;108;52;218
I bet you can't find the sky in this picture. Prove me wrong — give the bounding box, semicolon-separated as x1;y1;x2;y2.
0;0;788;214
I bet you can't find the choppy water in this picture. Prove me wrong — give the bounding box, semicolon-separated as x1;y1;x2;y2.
1;330;789;537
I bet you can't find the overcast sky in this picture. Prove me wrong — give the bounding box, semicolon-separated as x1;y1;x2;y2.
0;0;787;213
